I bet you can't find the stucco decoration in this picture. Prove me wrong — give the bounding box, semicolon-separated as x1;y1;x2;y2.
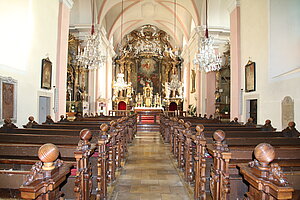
281;96;294;129
0;76;18;123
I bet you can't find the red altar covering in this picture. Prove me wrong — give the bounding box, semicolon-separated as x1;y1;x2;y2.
134;107;163;124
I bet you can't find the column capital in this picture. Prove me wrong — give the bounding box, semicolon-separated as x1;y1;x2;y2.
227;0;240;13
59;0;74;9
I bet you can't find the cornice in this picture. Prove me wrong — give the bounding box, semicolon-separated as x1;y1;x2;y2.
227;0;240;13
59;0;74;9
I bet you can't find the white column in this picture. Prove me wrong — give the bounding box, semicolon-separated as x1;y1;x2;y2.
55;0;73;121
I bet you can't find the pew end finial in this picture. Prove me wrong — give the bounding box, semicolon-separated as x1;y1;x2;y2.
196;125;204;134
38;143;59;171
100;123;109;137
254;143;275;168
213;130;225;143
80;129;92;144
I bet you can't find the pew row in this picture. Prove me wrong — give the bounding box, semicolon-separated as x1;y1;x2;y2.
161;116;300;200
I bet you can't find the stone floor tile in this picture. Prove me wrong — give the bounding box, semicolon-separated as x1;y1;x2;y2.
110;131;190;200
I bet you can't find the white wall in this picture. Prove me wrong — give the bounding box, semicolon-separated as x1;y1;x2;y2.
0;0;59;126
240;0;300;129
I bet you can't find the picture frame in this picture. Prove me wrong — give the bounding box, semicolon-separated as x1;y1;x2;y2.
41;58;52;89
0;76;18;123
191;69;196;93
245;60;256;92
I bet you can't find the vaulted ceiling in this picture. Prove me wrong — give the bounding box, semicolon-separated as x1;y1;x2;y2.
70;0;231;50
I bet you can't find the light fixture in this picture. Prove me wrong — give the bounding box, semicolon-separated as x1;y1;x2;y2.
193;0;222;72
119;0;124;54
76;0;105;70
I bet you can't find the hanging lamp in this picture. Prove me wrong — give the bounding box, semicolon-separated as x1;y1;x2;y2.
76;0;105;69
193;0;222;72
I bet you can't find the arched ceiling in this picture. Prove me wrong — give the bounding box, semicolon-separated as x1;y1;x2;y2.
70;0;231;51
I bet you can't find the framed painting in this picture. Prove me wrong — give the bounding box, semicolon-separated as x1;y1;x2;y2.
137;58;159;94
41;58;52;89
0;76;17;123
245;60;256;92
191;69;196;93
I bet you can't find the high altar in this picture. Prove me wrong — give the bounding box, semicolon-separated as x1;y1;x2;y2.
112;25;184;111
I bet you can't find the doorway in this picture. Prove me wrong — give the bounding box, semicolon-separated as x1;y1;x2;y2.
39;96;50;123
247;99;257;124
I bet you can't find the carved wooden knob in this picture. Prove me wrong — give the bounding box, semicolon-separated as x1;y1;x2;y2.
178;119;184;124
38;143;59;170
213;130;225;142
100;123;109;132
80;129;92;141
110;120;117;127
254;143;275;165
184;121;191;128
196;125;205;133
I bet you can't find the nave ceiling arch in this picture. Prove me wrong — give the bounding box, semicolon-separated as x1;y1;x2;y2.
70;0;232;51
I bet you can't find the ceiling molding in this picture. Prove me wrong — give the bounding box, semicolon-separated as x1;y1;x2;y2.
59;0;74;9
227;0;240;13
157;1;189;40
107;1;140;40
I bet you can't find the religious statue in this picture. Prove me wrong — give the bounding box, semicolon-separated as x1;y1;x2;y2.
143;83;153;107
126;84;132;97
164;83;170;98
177;84;183;98
136;93;143;107
154;93;161;107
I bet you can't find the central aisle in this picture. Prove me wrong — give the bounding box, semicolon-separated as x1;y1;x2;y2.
110;131;190;200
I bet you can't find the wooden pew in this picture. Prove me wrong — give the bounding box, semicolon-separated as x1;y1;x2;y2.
0;143;72;199
238;143;300;200
162;116;300;200
0;125;125;199
204;131;300;200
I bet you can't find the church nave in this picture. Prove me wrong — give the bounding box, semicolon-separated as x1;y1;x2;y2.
110;131;190;200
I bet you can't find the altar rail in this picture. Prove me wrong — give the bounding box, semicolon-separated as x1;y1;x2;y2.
108;110;132;116
164;111;187;117
136;111;162;124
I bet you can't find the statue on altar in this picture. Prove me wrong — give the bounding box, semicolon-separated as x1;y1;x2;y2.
136;93;143;107
143;83;153;107
154;93;161;107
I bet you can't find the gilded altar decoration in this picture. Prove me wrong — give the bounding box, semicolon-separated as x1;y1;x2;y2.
66;34;89;114
143;83;153;107
215;43;230;119
113;25;183;110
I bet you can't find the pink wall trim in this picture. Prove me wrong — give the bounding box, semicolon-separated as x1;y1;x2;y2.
55;2;70;121
185;62;191;109
206;71;216;116
196;70;202;115
230;6;241;120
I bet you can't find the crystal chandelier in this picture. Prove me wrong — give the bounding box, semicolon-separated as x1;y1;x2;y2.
76;0;105;70
194;0;222;73
77;28;105;69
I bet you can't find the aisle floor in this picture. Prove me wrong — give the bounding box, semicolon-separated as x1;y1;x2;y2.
110;131;191;200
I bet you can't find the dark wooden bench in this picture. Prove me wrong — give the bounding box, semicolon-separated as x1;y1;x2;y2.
195;130;300;200
0;143;72;199
162;117;300;200
237;143;300;200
